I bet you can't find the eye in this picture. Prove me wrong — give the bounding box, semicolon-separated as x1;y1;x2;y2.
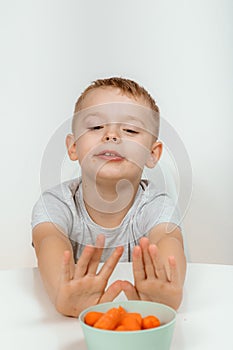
123;128;139;134
88;125;104;130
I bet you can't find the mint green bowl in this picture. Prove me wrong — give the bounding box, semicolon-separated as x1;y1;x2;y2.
79;300;176;350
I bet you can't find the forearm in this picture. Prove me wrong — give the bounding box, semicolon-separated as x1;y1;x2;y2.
36;235;74;303
157;236;187;286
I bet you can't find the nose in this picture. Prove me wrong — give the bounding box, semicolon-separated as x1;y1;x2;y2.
103;125;121;144
104;136;119;142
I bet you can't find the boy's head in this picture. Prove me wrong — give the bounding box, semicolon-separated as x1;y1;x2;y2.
67;77;162;186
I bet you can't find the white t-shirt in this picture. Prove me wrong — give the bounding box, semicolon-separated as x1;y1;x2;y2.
31;177;181;262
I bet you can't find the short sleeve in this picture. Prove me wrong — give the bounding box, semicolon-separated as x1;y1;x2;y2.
31;192;73;235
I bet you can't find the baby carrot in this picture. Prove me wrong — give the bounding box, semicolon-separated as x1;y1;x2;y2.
122;312;142;327
118;305;127;317
115;325;128;331
84;311;104;326
120;315;141;331
94;307;121;330
142;315;161;329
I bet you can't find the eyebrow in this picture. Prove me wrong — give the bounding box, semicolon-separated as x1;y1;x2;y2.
84;111;104;118
82;112;106;122
122;115;146;128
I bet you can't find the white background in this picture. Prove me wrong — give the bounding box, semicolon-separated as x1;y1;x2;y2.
0;0;232;268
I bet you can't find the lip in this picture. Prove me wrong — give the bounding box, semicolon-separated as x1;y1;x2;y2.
95;149;125;161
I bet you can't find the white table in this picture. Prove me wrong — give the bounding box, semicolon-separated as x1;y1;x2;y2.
0;263;232;350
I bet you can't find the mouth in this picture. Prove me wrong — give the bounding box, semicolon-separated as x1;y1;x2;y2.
95;150;125;161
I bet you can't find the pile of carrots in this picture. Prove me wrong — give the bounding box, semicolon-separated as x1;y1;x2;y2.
84;306;161;331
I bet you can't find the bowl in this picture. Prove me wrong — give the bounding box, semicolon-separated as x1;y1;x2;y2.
79;300;176;350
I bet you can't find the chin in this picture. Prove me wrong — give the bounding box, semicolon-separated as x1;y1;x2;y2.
97;170;126;181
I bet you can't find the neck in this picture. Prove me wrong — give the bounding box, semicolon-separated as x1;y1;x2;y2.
81;174;141;228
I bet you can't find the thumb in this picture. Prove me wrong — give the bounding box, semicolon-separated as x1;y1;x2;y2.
121;280;139;300
100;280;123;303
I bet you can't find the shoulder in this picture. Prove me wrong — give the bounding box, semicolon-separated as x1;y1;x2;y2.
139;179;178;214
132;179;171;222
44;177;81;196
32;177;82;219
139;179;170;202
41;177;82;205
133;179;180;232
31;178;82;233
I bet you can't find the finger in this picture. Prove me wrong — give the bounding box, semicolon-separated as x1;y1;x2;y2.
121;280;140;300
87;234;105;275
149;244;168;281
132;245;146;281
139;237;155;279
99;280;123;303
98;246;124;281
61;250;72;283
74;245;95;279
168;256;179;285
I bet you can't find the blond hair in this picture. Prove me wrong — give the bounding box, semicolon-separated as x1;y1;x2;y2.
74;77;159;113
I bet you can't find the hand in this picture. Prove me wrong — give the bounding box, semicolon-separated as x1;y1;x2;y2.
55;235;124;317
122;237;183;310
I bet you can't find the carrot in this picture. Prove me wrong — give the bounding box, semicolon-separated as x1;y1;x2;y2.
84;311;104;326
118;305;127;317
122;312;142;327
142;315;161;329
115;325;128;331
120;315;141;331
94;307;121;330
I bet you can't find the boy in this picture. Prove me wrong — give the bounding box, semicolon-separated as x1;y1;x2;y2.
32;77;186;317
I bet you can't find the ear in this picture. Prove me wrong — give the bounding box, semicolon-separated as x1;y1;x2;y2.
66;134;79;161
145;141;163;168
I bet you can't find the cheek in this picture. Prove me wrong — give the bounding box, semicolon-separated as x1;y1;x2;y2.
123;140;151;169
75;139;87;161
76;136;99;161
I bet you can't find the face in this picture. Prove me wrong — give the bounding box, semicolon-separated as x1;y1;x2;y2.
67;88;162;183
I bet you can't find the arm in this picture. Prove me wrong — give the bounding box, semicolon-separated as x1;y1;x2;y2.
33;223;124;317
122;223;186;310
32;222;75;302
